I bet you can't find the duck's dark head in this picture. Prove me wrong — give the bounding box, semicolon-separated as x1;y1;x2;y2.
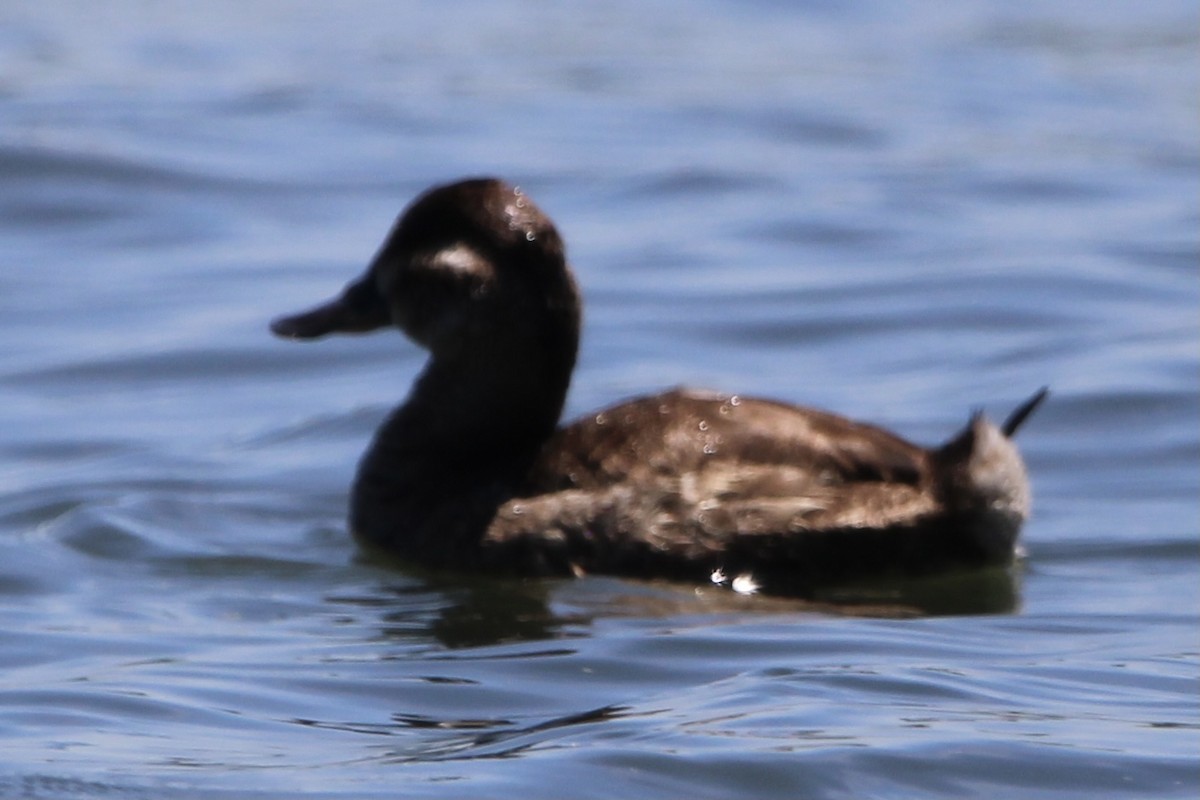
271;179;579;366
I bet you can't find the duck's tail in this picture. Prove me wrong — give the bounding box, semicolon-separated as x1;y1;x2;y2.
932;388;1048;563
1000;387;1050;438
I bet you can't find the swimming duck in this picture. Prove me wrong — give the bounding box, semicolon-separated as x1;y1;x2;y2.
271;178;1046;596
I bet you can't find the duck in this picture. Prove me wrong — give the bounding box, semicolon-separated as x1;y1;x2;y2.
271;177;1046;597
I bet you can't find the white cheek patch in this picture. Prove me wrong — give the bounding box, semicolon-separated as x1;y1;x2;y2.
436;244;490;277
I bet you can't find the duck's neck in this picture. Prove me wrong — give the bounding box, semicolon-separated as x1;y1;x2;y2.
389;340;574;460
350;333;576;549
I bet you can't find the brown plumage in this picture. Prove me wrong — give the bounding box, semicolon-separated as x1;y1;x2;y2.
271;178;1046;596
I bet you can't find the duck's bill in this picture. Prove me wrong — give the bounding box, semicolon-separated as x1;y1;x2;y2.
270;276;391;340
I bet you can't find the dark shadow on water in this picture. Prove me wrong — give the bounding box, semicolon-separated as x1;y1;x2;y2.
419;575;585;650
342;561;583;649
808;565;1022;617
350;554;1021;650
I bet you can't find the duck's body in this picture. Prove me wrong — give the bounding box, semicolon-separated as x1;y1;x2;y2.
272;178;1045;596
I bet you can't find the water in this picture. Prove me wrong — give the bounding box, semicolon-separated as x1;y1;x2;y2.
1;1;1197;797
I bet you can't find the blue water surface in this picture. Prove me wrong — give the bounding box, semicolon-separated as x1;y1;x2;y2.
1;1;1197;797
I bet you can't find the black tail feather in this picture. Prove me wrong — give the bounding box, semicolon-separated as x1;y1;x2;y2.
1001;387;1049;437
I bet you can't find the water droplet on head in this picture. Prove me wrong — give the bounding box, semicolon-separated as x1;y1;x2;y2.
729;395;740;406
697;420;709;431
525;231;536;241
